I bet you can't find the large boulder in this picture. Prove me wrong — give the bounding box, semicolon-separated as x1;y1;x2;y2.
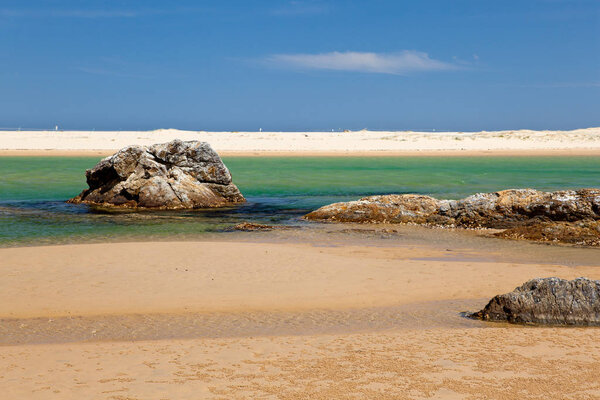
304;189;600;228
68;140;245;209
471;277;600;326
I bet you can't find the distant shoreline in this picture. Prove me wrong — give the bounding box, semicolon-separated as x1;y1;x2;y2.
1;127;599;156
2;148;600;157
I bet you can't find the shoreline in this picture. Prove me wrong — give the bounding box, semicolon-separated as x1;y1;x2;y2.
3;148;600;157
3;238;600;398
3;131;600;398
1;127;599;157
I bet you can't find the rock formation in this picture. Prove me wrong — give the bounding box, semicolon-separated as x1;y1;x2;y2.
304;189;600;228
233;222;276;231
303;189;600;245
68;140;245;209
471;277;600;326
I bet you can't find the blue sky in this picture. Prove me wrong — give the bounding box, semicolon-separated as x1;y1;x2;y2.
0;0;598;131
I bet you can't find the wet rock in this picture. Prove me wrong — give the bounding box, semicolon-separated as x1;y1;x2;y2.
232;222;294;231
494;220;600;246
304;189;600;228
68;140;245;209
471;277;600;326
304;194;445;224
233;222;276;231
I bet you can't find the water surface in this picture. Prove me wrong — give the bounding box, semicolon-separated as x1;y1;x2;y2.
1;156;599;246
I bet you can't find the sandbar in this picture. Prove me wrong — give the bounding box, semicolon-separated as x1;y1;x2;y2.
1;127;600;156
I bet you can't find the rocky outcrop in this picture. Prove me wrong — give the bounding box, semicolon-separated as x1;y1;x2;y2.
303;189;600;245
304;189;600;228
471;277;600;326
68;140;245;209
494;220;600;246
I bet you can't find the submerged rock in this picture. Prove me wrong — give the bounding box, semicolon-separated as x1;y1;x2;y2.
232;222;295;231
304;189;600;228
471;277;600;326
68;140;245;209
233;222;276;231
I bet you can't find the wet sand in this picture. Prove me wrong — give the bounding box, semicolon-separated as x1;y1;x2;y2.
1;239;600;398
2;241;599;319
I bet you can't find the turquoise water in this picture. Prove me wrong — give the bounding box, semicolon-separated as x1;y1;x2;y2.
1;156;599;246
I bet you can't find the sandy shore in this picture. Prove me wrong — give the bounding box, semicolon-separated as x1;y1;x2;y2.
1;127;600;156
1;240;600;398
4;241;598;319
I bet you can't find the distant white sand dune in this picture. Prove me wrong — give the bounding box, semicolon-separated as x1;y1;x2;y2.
1;127;599;154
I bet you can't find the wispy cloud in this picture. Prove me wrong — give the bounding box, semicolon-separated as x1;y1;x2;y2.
270;1;329;16
0;8;138;18
0;7;203;19
518;82;600;88
265;51;461;74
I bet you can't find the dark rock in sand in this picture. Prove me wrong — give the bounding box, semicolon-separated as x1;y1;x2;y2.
68;140;245;209
494;220;600;246
304;189;600;228
471;277;600;326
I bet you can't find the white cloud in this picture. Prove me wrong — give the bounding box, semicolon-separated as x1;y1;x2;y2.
0;7;204;19
265;51;460;74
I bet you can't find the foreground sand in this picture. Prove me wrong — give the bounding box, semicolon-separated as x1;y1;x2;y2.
1;127;600;156
4;328;600;399
1;240;600;398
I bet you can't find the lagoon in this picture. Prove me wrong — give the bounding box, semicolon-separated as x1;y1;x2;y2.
1;156;599;246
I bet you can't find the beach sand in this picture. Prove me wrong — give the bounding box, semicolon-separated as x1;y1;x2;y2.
1;240;600;398
1;127;600;156
3;127;600;398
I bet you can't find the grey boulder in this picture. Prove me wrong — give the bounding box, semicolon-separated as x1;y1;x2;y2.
68;139;245;209
472;277;600;326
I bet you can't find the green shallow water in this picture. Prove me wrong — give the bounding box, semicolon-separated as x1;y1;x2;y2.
1;156;599;246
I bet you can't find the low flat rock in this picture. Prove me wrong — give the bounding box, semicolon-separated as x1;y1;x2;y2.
495;220;600;246
304;189;600;228
233;222;276;231
472;277;600;326
68;140;245;209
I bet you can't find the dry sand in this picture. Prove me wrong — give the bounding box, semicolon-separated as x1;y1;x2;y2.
1;127;600;156
1;240;600;399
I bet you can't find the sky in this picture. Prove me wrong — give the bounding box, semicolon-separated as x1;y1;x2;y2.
0;0;598;131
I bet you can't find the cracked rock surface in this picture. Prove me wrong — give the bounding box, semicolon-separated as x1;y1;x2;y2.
472;277;600;326
68;140;245;209
303;189;600;245
304;189;600;228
